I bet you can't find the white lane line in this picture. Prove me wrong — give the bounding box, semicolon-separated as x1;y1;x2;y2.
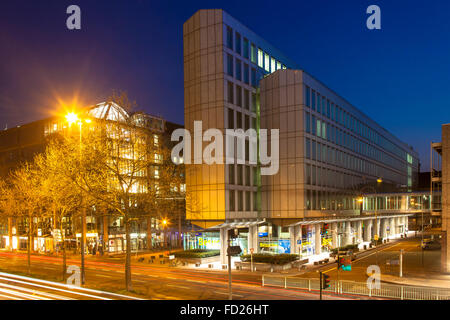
166;284;190;290
0;282;74;300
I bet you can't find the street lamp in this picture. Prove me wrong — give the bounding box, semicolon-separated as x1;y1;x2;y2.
65;112;92;285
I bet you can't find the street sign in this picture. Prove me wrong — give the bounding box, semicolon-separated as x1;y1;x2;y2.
227;246;242;256
258;232;268;237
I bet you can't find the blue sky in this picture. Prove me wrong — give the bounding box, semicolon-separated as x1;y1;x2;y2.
0;0;449;168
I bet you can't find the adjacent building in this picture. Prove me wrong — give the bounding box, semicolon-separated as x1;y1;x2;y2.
0;102;186;253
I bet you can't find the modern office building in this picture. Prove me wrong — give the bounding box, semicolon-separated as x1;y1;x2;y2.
183;9;420;264
0;102;186;253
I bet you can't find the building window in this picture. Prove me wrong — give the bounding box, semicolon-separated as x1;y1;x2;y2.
245;114;250;131
305;138;311;159
236;111;242;129
304;111;310;133
243;38;249;59
229;190;235;211
251;92;257;112
311;115;316;135
244;89;250;110
251;68;257;87
264;53;270;72
305;86;310;107
245;166;251;186
257;48;263;68
235;32;241;54
229;164;235;184
245;191;251;211
243;63;249;84
271;57;276;73
235;58;242;81
277;61;281;70
228;108;234;129
226;26;233;50
251;44;257;63
227;81;234;104
237;165;243;185
238;191;243;211
227;54;233;76
311;90;316;111
236;86;242;108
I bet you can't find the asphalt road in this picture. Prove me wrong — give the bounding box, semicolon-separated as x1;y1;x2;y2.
301;237;441;282
0;271;141;300
0;251;356;300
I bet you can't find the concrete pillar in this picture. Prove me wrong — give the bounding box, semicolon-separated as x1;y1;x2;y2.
289;225;301;255
314;224;321;255
364;219;372;242
390;218;396;238
332;223;338;248
344;221;352;245
248;225;258;253
220;228;229;265
373;218;380;239
356;220;362;243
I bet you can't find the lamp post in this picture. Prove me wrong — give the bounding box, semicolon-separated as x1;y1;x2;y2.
65;112;91;285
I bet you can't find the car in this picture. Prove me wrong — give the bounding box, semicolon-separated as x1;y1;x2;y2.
421;239;441;250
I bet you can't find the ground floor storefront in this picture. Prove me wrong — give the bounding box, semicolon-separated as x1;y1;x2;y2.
184;214;412;265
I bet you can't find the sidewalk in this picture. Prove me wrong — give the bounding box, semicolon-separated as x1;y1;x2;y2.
382;273;450;289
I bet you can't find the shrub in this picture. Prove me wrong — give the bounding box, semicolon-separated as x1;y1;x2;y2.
174;249;220;259
240;253;299;265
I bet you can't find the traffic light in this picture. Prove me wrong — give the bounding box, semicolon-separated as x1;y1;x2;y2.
321;272;330;289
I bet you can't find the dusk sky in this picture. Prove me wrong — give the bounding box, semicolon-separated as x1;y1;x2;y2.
1;0;449;168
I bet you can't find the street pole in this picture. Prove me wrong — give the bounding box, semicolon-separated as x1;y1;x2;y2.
79;121;86;285
421;211;424;269
399;249;403;278
336;253;340;294
227;238;232;300
319;271;323;300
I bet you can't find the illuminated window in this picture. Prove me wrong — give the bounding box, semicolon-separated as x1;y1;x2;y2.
271;57;276;73
264;53;270;72
277;61;281;70
257;48;263;68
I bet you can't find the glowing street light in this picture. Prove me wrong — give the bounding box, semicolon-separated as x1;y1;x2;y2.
65;112;79;126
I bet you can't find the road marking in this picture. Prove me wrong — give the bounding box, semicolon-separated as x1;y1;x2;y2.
96;274;113;278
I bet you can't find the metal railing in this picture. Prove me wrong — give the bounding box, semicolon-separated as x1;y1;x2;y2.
262;275;450;300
